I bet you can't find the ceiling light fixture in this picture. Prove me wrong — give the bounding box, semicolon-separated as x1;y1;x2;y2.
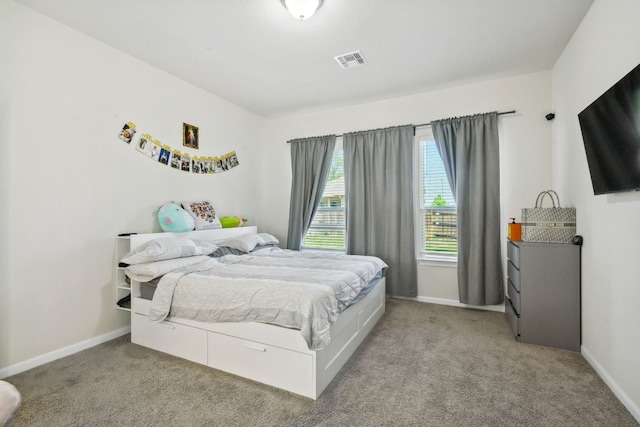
281;0;323;21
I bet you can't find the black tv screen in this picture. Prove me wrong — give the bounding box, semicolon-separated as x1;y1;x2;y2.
578;62;640;195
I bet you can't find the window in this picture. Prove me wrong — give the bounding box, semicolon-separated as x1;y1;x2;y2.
302;134;457;256
302;141;345;251
416;131;457;258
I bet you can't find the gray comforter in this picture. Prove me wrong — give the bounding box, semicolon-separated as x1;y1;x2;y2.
148;247;387;350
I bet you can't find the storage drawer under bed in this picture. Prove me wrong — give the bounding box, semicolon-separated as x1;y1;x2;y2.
207;331;314;397
131;312;208;365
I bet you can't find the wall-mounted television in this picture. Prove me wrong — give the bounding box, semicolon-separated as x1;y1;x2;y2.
578;62;640;195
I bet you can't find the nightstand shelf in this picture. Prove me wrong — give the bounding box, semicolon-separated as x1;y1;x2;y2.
115;235;132;311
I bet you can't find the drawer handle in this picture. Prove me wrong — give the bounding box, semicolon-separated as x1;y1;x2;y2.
243;343;266;352
157;321;175;329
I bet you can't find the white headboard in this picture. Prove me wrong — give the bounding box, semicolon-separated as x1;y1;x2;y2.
128;226;258;250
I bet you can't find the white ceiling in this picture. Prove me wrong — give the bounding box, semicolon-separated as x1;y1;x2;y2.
16;0;594;119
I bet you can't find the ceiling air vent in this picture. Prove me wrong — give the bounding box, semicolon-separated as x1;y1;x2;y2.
334;51;366;69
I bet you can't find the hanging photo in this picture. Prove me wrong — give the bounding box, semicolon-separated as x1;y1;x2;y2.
158;146;171;165
118;122;137;143
136;133;162;161
191;156;201;173
207;157;216;174
227;151;239;168
171;150;182;170
199;158;210;174
180;153;191;172
150;141;162;161
183;123;199;149
213;157;224;173
135;134;153;155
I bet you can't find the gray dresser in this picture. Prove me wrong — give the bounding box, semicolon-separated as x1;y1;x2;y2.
505;240;581;351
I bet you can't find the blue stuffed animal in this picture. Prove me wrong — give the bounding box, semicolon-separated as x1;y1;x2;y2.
157;202;195;232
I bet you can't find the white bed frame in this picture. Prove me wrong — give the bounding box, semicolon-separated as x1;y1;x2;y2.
125;227;386;399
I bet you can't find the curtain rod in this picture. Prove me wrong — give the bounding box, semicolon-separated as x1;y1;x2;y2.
414;110;516;129
287;110;516;142
334;110;516;139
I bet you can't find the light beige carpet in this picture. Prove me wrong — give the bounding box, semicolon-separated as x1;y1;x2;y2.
6;298;638;426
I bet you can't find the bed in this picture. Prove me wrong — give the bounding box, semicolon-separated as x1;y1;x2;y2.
122;226;387;399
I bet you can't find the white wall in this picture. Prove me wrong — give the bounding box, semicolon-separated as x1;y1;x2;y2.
258;72;554;304
552;0;640;419
0;1;264;371
0;8;10;377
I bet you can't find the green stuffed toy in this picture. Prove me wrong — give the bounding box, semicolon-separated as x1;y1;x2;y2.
220;216;247;228
157;202;195;232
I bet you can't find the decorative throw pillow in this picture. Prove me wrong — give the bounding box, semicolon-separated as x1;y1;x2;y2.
119;238;218;265
218;233;279;253
157;202;194;232
124;255;212;282
181;201;222;230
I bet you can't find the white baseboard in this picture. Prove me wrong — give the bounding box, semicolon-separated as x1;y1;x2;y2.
393;295;506;313
581;345;640;423
0;326;131;379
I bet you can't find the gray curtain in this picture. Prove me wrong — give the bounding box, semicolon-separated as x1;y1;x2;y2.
343;125;417;297
286;135;337;250
431;112;504;306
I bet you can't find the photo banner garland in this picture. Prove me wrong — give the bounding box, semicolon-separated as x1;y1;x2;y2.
117;121;239;174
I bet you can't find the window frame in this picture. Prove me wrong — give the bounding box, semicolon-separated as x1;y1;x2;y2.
414;130;458;263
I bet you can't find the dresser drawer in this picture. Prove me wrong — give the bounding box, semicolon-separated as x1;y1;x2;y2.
507;261;520;291
507;279;520;314
208;331;313;396
507;241;520;267
505;298;520;339
132;313;208;365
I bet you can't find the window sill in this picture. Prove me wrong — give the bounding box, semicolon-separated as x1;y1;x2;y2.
301;248;346;254
418;255;457;267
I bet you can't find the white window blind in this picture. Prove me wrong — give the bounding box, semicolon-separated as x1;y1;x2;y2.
302;141;345;251
418;135;457;257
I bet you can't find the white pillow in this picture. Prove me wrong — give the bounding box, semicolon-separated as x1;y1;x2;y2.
218;233;279;253
120;238;218;265
125;255;211;282
181;201;222;230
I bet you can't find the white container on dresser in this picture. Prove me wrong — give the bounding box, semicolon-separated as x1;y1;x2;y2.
505;239;581;352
